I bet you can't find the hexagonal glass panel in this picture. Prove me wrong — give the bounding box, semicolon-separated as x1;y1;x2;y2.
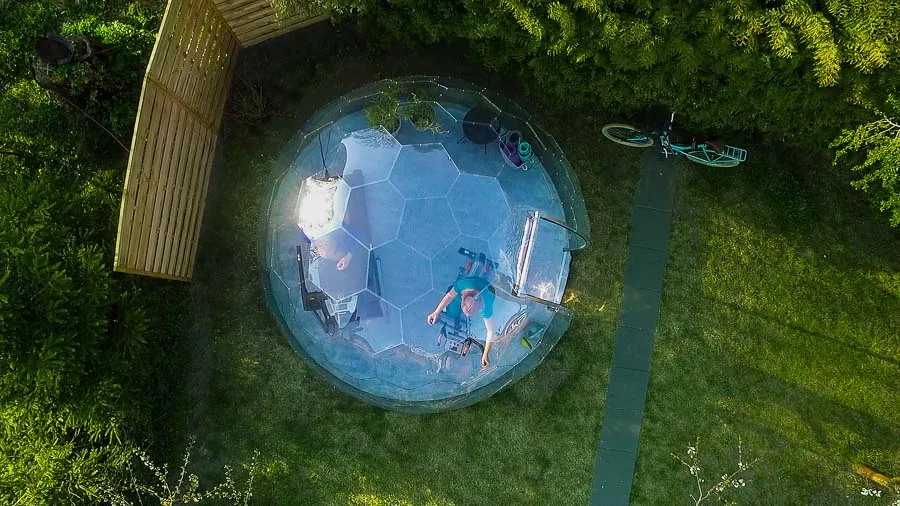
398;198;460;258
306;228;368;301
448;174;510;240
262;77;591;413
342;127;402;188
390;144;459;199
344;181;404;248
369;240;432;308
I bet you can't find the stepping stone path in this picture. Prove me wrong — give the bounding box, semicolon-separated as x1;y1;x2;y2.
590;150;678;505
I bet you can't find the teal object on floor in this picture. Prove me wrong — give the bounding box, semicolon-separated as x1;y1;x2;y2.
517;141;532;161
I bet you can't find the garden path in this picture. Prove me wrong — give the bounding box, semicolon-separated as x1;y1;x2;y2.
590;149;678;505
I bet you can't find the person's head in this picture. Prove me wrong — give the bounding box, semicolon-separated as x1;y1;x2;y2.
460;290;484;317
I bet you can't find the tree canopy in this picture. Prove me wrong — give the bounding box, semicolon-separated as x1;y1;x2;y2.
313;0;900;223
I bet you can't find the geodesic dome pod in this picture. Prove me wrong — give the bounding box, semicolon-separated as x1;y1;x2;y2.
261;77;590;412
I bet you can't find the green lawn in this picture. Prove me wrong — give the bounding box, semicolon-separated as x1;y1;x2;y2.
633;147;900;504
159;28;900;505
168;29;637;505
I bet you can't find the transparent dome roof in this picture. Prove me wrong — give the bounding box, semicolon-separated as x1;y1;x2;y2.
261;77;590;412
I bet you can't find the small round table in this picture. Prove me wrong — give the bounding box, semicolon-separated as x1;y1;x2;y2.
461;107;499;148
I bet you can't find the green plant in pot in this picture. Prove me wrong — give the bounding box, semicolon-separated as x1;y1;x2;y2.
403;92;441;132
364;85;401;133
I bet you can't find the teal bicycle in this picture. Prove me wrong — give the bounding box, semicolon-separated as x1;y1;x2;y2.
601;111;747;167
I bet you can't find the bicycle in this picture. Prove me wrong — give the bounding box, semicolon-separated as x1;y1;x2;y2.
601;112;747;167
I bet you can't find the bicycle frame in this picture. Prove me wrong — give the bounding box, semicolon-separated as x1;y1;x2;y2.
650;112;746;166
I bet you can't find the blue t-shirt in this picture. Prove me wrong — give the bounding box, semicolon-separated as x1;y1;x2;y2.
451;276;495;318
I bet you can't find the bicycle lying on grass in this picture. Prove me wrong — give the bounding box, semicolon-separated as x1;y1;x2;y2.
601;111;748;167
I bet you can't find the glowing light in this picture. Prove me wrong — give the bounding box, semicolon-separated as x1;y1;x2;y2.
296;175;346;238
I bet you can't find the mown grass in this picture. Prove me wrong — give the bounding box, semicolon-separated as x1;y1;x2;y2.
169;27;639;505
632;146;900;505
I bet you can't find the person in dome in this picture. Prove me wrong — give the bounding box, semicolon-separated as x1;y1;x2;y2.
426;276;497;367
310;233;352;270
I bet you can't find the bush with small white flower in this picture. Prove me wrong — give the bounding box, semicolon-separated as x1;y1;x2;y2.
101;436;261;505
671;436;759;505
862;487;883;498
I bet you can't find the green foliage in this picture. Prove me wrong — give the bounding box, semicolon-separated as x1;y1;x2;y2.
0;395;134;504
317;0;898;134
268;0;327;21
363;84;401;132
103;437;260;505
60;13;160;140
0;0;160;151
0;1;164;502
402;92;440;131
0;171;144;503
832;95;900;226
310;0;900;225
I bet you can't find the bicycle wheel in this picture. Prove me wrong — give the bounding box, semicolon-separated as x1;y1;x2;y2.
682;149;742;167
601;124;654;148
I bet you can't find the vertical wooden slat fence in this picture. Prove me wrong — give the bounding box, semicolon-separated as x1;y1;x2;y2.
115;0;328;281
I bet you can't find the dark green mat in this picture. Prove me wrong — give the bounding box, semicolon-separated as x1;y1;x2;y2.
590;150;677;505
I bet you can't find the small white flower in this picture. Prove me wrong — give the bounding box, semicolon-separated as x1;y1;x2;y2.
689;465;700;476
687;446;697;457
721;474;728;480
861;487;882;497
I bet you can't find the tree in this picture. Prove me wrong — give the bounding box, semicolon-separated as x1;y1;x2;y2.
306;0;900;141
832;94;900;226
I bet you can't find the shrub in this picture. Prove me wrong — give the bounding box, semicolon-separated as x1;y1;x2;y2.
364;83;401;132
832;95;900;226
403;92;440;132
0;1;163;501
0;171;146;503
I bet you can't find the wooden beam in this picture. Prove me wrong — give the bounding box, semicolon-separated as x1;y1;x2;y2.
153;106;189;275
147;75;216;131
242;12;330;47
115;264;191;282
169;115;204;276
116;84;158;270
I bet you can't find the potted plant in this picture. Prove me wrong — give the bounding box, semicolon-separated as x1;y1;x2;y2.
403;92;441;132
364;84;401;134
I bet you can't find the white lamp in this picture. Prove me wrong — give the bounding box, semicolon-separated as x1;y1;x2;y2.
296;174;348;239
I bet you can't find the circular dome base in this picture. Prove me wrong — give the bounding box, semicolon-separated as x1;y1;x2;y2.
262;77;590;412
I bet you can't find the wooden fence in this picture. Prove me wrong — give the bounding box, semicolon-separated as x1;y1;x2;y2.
115;0;328;281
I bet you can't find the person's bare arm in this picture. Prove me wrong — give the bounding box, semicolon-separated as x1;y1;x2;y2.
427;288;457;325
481;316;496;367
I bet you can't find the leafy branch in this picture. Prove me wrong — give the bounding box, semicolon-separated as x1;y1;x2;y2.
671;436;760;505
102;436;260;505
832;95;900;227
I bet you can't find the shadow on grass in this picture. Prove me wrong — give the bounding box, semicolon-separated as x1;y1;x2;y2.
707;295;900;368
632;138;900;504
